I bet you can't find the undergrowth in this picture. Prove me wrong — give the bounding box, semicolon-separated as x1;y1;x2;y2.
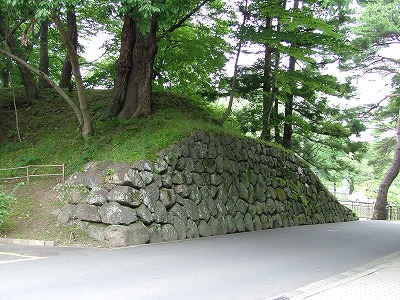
0;88;241;174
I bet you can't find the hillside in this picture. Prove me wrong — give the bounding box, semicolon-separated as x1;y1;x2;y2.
0;88;241;246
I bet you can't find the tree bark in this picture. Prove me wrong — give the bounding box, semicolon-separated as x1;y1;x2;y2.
373;108;400;220
109;1;214;119
116;15;158;119
282;0;299;149
39;20;51;89
282;54;296;149
0;12;37;104
107;15;135;118
260;17;273;141
346;177;354;195
1;62;9;87
271;51;281;143
59;10;78;89
51;13;93;138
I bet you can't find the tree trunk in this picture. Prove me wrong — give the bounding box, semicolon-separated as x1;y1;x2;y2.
271;51;281;143
107;15;135;118
274;97;281;143
59;10;78;89
282;0;299;149
219;0;248;125
39;20;51;90
346;177;354;195
373;108;400;220
1;61;9;87
116;15;158;119
282;55;296;149
0;12;37;104
260;17;273;141
51;13;93;138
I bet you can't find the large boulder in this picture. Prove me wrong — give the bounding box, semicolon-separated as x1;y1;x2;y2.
99;202;137;225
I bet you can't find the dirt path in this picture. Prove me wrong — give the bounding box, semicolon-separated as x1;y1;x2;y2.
0;179;104;247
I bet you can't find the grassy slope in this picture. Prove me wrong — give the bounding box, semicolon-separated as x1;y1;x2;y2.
0;88;240;172
0;88;241;246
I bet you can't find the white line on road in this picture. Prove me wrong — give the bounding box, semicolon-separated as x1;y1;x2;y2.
0;252;46;264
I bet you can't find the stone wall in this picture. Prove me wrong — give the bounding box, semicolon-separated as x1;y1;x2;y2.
56;131;357;247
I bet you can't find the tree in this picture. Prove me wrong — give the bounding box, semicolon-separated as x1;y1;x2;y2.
373;95;400;219
219;0;249;125
349;0;400;219
59;9;78;89
39;19;51;89
233;0;355;151
0;9;38;104
5;0;93;138
108;0;223;119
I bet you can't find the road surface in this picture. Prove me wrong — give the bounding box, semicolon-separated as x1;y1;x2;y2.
1;220;399;300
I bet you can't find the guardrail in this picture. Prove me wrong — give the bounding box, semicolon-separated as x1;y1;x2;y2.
0;164;65;184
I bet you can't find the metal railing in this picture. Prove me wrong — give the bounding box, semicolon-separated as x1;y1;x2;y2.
340;201;375;219
386;204;400;221
0;164;65;184
340;201;400;221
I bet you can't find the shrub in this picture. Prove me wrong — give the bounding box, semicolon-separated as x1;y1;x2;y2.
0;182;24;226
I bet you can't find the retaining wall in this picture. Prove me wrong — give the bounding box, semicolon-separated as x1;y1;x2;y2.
56;131;357;247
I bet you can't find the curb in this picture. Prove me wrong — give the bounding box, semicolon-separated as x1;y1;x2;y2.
265;250;400;300
0;237;55;247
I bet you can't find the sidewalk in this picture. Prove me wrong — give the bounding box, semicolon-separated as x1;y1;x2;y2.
267;251;400;300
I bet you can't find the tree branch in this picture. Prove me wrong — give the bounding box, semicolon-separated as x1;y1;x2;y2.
158;0;214;40
360;93;400;118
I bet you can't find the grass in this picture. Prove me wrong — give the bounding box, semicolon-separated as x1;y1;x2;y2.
0;88;241;173
0;87;242;245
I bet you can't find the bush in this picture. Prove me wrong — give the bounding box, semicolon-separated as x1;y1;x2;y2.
0;182;24;226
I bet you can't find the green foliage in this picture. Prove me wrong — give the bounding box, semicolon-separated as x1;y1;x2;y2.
0;182;24;225
0;89;242;174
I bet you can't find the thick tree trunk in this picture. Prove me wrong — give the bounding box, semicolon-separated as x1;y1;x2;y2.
260;18;273;141
0;13;37;104
108;15;135;118
59;10;78;89
39;20;51;89
373;108;400;220
117;15;158;119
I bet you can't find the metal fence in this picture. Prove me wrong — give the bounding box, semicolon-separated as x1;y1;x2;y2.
340;201;375;219
387;204;400;221
340;201;400;220
0;164;65;184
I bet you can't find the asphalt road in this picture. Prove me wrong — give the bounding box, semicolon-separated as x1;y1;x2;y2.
1;220;399;300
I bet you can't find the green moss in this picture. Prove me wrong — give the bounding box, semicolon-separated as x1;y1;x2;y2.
276;188;287;202
300;194;308;206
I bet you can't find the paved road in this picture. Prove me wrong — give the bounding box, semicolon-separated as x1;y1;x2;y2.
1;220;399;300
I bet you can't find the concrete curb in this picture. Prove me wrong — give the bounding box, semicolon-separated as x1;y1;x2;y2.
266;250;400;300
0;237;55;247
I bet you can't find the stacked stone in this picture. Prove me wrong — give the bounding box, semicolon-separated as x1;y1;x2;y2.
57;131;357;247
